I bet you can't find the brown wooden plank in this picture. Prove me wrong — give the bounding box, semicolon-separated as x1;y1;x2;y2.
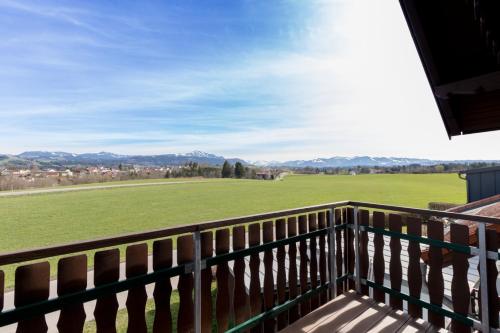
298;214;311;316
15;262;50;333
152;238;173;333
57;255;87;333
233;226;250;327
0;270;3;311
215;228;230;333
359;209;370;296
275;218;288;330
201;231;214;333
177;235;194;333
263;221;275;333
389;214;403;310
94;249;120;333
485;229;499;329
317;211;328;305
334;208;344;296
450;223;471;333
287;217;299;324
249;223;263;333
308;213;319;311
126;243;148;333
407;216;423;319
372;211;386;303
427;219;445;328
345;208;355;290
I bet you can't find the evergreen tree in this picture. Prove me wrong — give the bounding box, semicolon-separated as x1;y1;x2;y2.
234;162;245;178
221;160;232;178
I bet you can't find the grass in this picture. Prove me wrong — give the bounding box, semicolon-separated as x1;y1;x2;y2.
0;174;465;254
0;173;465;288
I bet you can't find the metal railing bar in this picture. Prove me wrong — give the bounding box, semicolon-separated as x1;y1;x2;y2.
328;208;337;298
477;222;490;332
205;229;328;267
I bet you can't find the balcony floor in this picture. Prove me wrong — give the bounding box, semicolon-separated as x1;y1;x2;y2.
279;290;446;333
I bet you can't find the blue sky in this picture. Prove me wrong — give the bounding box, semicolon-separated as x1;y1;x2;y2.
1;0;499;161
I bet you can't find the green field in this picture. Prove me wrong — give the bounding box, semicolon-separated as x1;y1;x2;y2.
0;174;466;254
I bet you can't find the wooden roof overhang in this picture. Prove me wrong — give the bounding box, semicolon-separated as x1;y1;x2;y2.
399;0;500;137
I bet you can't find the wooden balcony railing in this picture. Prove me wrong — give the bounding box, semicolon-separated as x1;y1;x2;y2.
0;200;498;333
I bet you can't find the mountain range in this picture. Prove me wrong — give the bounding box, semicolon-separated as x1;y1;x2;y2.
0;151;498;169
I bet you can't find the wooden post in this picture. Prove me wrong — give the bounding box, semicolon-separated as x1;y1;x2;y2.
287;217;299;324
407;217;422;318
15;262;50;333
345;208;355;290
126;243;148;333
152;239;173;333
263;221;275;333
94;249;120;333
298;215;311;316
450;224;471;333
334;209;344;295
200;231;214;333
249;223;262;333
317;211;328;305
216;229;230;333
485;229;499;329
275;218;288;330
389;214;403;310
57;255;87;333
233;226;250;327
359;210;369;296
177;235;194;333
372;211;385;303
308;213;319;310
427;219;445;328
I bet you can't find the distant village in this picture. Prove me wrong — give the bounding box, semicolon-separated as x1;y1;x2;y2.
0;162;280;191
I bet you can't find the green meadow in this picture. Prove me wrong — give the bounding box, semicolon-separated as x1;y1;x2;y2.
0;173;465;253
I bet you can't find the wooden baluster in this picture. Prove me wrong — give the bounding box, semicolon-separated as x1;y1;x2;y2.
126;243;148;333
287;217;299;324
233;226;250;327
0;270;3;312
389;214;403;310
345;208;355;290
249;223;262;333
317;211;328;305
275;218;287;330
94;249;120;333
263;221;275;333
334;209;343;295
308;213;319;311
216;229;230;333
450;224;471;333
407;217;422;318
15;262;50;333
427;219;445;328
372;211;385;303
298;215;311;316
486;229;499;328
359;209;369;296
57;255;87;333
152;238;173;333
177;235;194;333
201;231;214;333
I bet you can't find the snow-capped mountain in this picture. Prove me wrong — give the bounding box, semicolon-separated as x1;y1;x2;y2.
2;151;498;168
